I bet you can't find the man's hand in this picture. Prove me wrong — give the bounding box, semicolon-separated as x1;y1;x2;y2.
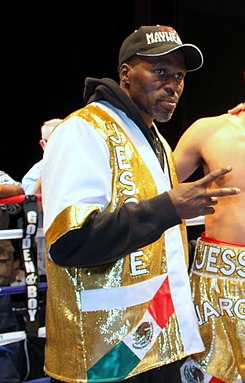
168;166;240;219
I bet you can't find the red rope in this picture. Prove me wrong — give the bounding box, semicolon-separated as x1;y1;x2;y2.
0;194;42;204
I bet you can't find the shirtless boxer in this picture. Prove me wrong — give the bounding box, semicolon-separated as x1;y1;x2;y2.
174;105;245;383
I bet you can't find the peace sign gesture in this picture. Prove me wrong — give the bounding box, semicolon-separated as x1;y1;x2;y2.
168;166;240;219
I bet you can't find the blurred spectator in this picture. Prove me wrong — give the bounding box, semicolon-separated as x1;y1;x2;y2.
22;118;62;279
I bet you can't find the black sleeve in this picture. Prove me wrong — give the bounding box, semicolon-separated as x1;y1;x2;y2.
50;191;181;267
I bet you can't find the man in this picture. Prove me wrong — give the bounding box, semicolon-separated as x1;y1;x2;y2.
22;118;62;195
174;105;245;383
0;172;24;199
22;118;62;278
41;25;240;383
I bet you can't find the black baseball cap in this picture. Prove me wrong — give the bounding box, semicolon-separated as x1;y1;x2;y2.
119;25;203;72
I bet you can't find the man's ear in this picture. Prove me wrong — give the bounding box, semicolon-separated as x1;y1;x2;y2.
39;139;46;151
119;63;130;84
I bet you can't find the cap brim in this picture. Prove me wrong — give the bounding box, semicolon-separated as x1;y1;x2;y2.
136;43;203;72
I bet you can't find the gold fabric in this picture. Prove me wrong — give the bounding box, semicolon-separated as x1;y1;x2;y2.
189;235;245;383
44;104;190;382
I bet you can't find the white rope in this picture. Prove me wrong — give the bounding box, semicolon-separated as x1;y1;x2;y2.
0;228;23;239
186;216;205;226
0;227;44;240
0;327;46;346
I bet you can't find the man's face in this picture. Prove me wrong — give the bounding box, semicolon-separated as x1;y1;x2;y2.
121;51;187;125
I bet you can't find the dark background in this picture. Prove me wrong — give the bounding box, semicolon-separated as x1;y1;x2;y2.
7;0;245;182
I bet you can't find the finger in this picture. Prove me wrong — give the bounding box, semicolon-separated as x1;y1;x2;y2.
202;206;216;215
198;166;233;187
209;187;240;198
198;199;219;216
209;196;218;205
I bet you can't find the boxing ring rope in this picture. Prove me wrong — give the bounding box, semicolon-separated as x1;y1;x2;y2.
0;194;204;383
0;194;42;205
